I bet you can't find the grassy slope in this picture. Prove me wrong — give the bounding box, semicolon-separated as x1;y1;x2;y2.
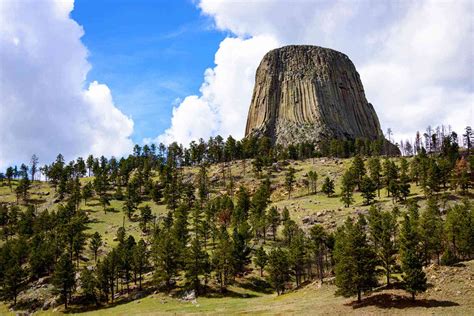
2;260;473;315
1;157;473;315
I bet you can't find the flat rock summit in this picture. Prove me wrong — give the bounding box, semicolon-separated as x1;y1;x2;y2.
245;45;392;149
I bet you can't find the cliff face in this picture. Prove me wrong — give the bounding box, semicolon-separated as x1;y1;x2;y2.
245;45;389;148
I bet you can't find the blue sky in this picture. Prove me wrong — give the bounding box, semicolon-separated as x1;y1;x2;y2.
72;0;225;143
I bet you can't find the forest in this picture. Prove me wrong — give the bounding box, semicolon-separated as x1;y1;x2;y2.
0;126;472;313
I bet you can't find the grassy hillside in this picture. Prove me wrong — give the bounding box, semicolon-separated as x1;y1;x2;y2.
1;157;473;315
1;260;473;315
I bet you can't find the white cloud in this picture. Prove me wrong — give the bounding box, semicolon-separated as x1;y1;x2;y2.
358;0;474;142
158;0;473;146
156;35;279;145
0;0;134;169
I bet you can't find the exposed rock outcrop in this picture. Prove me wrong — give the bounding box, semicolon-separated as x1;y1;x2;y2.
245;45;396;152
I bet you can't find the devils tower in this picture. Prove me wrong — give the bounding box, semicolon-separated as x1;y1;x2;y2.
245;45;393;150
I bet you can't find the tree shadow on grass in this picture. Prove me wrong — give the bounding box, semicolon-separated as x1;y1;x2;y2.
237;277;273;294
199;285;259;299
64;298;135;314
347;293;459;309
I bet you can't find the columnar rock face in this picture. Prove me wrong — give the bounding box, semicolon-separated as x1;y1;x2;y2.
245;45;388;147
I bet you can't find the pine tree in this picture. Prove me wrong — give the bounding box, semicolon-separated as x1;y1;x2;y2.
53;253;76;309
267;206;281;241
367;157;382;197
445;201;473;260
367;206;398;286
139;205;153;233
132;239;148;290
232;186;251;227
212;227;234;292
122;198;137;220
254;247;268;277
334;216;377;302
153;229;180;291
350;155;366;190
184;236;209;295
400;213;427;300
267;248;290;295
283;219;298;246
89;232;102;263
285;167;296;199
80;267;98;305
232;224;252;275
289;229;307;287
307;170;318;193
309;225;327;281
419;199;443;265
340;169;355;207
321;177;335;197
2;259;25;305
82;182;94;205
360;176;377;205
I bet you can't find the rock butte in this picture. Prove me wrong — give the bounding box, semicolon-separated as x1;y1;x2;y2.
245;45;396;151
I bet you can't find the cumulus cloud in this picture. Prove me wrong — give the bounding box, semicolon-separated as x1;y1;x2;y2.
158;0;473;146
157;35;279;144
0;0;133;169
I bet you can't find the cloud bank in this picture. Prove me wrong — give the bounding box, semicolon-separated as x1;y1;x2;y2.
0;0;134;169
159;0;473;146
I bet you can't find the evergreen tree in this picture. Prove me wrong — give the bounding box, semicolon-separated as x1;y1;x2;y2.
232;186;251;227
232;224;252;275
15;176;30;203
132;239;148;290
444;201;473;260
334;216;377;302
321;177;335;197
350;155;366;190
99;194;110;214
89;232;102;263
400;213;427;300
307;170;318;193
3;263;24;306
289;229;307;287
80;267;98;305
283;219;298;246
250;183;270;240
82;182;94;205
281;206;290;223
367;157;382;197
360;176;377;205
453;158;469;195
30;154;39;182
212;227;234;292
153;229;180;291
122;198;137;220
184;236;209;295
267;248;290;295
267;206;281;241
53;253;76;309
367;206;398;285
139;205;154;233
419;199;444;265
285;167;296;199
1;246;25;306
309;225;327;281
254;247;268;277
340;169;355;207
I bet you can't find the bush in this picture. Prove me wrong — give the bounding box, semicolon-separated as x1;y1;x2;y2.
440;248;457;266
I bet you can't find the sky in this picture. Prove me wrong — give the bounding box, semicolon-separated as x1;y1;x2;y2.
0;0;473;170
